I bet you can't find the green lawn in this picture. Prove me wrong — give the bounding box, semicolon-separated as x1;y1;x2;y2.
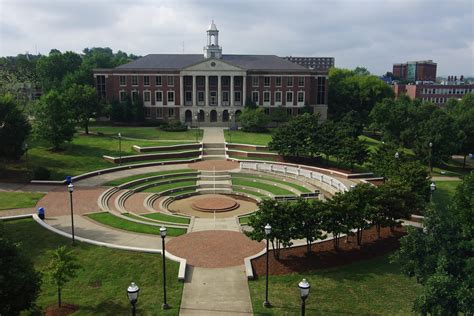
87;212;186;236
233;174;312;193
239;215;254;225
88;125;202;141
1;218;183;315
432;180;461;210
249;254;421;315
168;189;197;196
225;130;273;146
232;187;269;198
103;169;194;186
143;180;197;193
229;155;277;162
231;178;294;196
142;212;190;225
0;191;45;210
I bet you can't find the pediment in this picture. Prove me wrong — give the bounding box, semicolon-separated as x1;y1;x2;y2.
182;58;245;72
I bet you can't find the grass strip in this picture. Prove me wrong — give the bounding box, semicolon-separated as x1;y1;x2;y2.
143;180;197;193
232;187;268;198
87;212;186;236
0;191;45;210
142;212;190;224
104;169;194;186
232;174;312;193
231;178;294;196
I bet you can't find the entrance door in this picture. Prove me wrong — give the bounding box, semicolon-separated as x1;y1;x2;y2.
210;110;217;122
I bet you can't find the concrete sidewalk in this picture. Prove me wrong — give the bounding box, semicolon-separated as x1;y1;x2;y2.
180;265;253;315
202;127;225;143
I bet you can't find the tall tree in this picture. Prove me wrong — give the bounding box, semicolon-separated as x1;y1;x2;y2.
33;90;75;150
293;199;327;253
238;107;269;133
62;84;99;134
36;50;82;92
0;94;31;160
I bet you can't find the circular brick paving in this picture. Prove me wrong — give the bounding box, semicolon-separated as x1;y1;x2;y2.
188;160;240;171
166;230;265;268
191;194;239;212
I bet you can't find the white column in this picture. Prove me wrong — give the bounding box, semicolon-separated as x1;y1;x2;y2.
205;75;209;107
230;75;234;107
217;75;222;107
180;76;184;106
242;75;247;106
192;75;196;106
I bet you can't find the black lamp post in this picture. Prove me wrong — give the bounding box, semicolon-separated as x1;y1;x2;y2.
228;113;233;143
23;143;28;171
194;113;199;143
430;182;436;203
264;223;272;307
127;282;140;316
428;142;433;176
160;226;169;309
298;278;311;316
118;132;123;166
66;176;75;245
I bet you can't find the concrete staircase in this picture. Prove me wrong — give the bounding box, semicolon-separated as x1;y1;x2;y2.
202;143;226;160
197;171;232;194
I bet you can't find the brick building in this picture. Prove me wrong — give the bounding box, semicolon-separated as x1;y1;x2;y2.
93;22;330;126
393;60;437;82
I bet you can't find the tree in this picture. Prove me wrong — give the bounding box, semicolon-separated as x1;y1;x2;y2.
392;173;474;314
336;136;368;171
367;142;400;179
0;94;31;160
47;246;81;308
238;107;269;133
36;50;82;92
318;120;340;165
62;84;99;134
322;194;350;250
0;227;42;315
270;106;289;126
447;94;474;168
353;66;371;76
293;199;327;253
33;90;75;150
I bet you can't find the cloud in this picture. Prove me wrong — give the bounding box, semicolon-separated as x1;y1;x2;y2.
1;0;472;75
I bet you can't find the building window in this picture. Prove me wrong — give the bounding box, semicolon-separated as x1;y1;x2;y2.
168;108;175;117
132;90;139;102
317;77;326;104
96;75;106;98
287;108;292;116
156;76;162;86
263;91;270;103
198;91;205;103
252;91;259;104
298;76;305;87
264;76;270;87
252;76;259;87
222;91;229;102
235;77;241;87
132;76;138;86
167;76;174;86
185;91;192;102
156;91;163;103
286;91;293;104
144;91;151;102
234;91;241;103
119;76;126;86
144;76;150;86
167;91;175;103
275;91;282;103
298;91;305;103
276;76;282;87
210;91;217;105
287;76;293;87
264;108;270;115
157;108;163;118
119;90;127;102
145;107;151;118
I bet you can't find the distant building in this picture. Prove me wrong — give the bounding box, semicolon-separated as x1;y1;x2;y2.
393;76;473;105
283;56;335;71
93;22;331;126
393;60;437;82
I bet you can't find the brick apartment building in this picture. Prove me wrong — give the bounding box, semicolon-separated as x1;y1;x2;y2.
93;22;330;126
393;60;437;82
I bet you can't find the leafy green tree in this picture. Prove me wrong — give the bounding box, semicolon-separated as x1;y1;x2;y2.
370;96;414;143
336;136;368;171
62;84;99;134
47;246;81;308
392;173;474;314
447;94;474;168
33;90;75;150
367;142;400;179
373;182;411;236
270;106;289;126
292;199;327;253
36;50;82;92
238;107;269;133
322;194;351;250
0;94;31;160
0;227;42;315
353;66;371;76
318;120;340;165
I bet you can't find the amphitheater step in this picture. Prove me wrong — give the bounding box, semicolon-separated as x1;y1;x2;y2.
203;149;226;155
203;143;226;149
201;155;227;160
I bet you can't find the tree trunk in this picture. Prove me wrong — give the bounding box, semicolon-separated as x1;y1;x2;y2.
85;122;89;135
463;154;467;169
58;286;61;308
357;228;363;246
376;224;381;239
306;240;312;254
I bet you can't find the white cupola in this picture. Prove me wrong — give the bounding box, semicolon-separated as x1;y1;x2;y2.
204;20;222;59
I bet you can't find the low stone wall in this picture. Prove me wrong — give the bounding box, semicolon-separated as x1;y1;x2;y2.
226;149;285;162
103;150;201;164
133;143;201;153
227;143;269;152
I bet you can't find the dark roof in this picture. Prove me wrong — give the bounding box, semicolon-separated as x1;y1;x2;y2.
115;54;310;72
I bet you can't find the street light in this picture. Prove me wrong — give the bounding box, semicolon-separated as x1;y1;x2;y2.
264;223;272;307
394;152;400;159
298;278;311;316
118;132;122;166
160;226;169;310
194;113;199;143
228;113;233;143
430;182;436;202
428;142;433;176
127;282;140;316
66;176;75;246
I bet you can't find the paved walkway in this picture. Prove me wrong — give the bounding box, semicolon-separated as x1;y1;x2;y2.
202;127;225;143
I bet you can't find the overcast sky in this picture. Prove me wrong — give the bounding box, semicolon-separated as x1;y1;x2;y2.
1;0;473;76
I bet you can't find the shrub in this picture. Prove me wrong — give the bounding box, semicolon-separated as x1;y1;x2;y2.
33;166;51;180
161;119;188;132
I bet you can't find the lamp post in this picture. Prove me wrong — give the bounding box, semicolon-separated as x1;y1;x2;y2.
65;176;75;245
430;182;436;203
160;226;169;310
264;223;272;307
228;113;233;143
194;113;199;143
118;132;122;166
127;282;140;316
394;152;400;160
298;278;311;316
428;142;433;176
23;143;28;171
